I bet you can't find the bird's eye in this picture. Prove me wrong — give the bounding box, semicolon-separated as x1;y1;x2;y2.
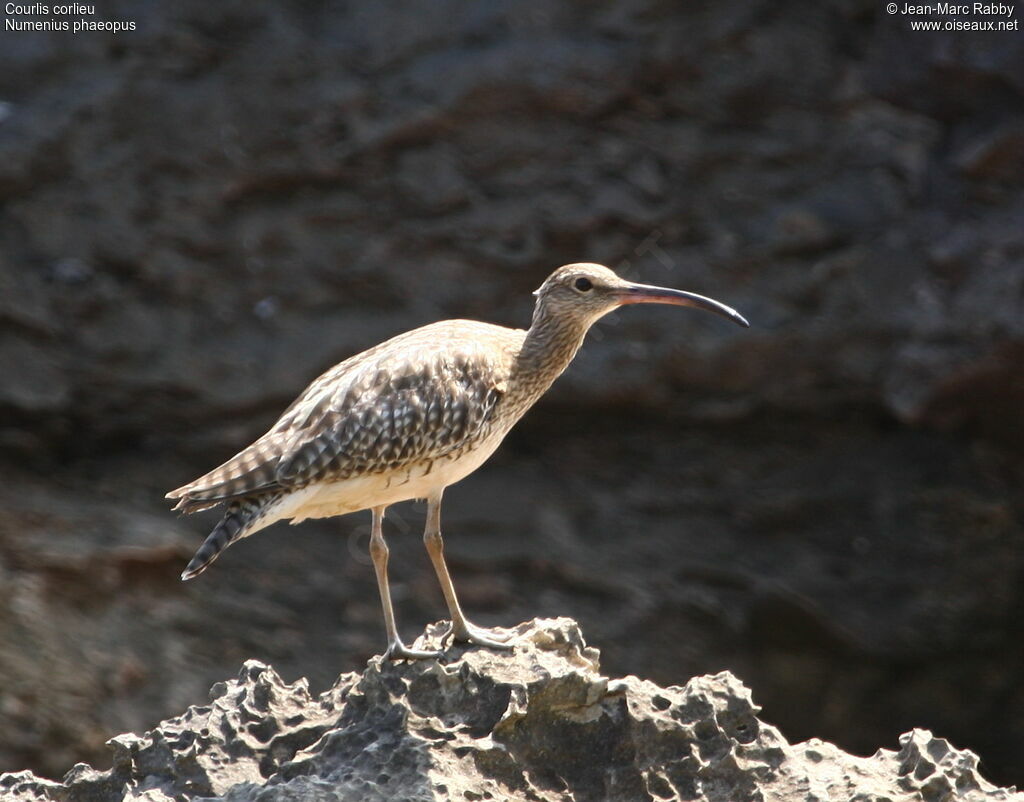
574;277;593;292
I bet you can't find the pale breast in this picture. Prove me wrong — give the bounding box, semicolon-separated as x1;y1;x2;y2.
264;427;511;525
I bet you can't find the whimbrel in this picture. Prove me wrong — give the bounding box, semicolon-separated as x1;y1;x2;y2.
168;263;748;659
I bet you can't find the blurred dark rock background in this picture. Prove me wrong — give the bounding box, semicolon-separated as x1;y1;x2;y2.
0;0;1022;787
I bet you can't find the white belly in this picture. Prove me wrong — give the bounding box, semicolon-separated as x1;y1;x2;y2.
254;430;509;532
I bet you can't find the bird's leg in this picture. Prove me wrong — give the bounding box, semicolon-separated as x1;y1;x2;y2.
423;492;512;650
369;506;441;661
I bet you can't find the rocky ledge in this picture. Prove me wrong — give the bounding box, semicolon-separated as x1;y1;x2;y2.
2;619;1018;802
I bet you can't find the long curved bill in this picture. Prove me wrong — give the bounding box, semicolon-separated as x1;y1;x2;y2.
614;282;749;328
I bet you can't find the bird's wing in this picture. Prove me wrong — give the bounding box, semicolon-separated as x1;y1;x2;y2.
274;347;507;486
167;327;512;510
165;430;290;511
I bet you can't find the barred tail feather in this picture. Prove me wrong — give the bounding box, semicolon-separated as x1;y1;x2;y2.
181;494;281;580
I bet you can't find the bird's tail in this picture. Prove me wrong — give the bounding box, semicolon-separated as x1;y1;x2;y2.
181;493;282;580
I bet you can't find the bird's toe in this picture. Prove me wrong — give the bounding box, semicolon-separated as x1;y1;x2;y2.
451;621;515;650
383;638;443;661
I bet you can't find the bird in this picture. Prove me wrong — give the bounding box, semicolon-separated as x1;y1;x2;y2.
167;263;748;660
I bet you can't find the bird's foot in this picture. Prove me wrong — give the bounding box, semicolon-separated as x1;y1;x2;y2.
383;637;443;661
446;620;514;651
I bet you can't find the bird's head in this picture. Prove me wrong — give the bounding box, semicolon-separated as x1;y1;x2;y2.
532;263;749;330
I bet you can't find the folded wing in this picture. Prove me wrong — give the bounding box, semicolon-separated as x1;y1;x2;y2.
167;331;509;513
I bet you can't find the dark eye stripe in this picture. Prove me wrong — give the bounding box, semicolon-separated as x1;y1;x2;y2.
574;277;593;292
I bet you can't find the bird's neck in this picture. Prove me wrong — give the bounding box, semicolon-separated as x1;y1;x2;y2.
511;307;592;401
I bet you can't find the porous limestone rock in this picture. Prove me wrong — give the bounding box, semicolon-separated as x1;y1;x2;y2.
0;619;1018;802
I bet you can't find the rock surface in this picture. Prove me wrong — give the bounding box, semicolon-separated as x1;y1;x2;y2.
1;619;1019;802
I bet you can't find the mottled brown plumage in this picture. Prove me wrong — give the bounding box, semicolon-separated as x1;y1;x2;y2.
168;263;748;659
171;322;514;511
